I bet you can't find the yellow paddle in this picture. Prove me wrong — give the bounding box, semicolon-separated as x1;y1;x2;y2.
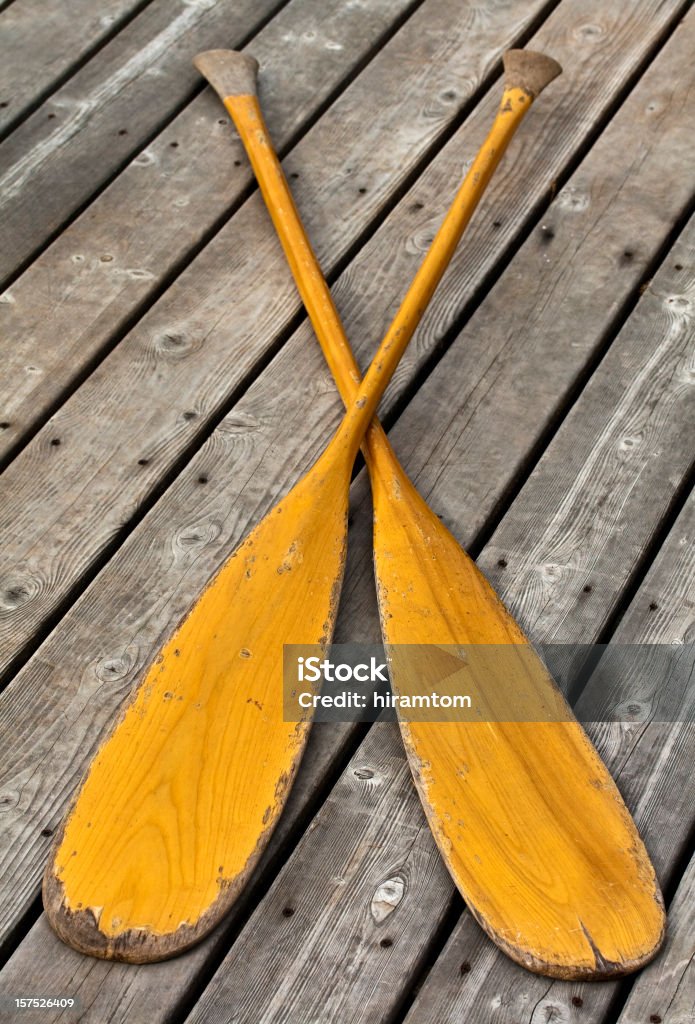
42;51;542;965
196;50;665;979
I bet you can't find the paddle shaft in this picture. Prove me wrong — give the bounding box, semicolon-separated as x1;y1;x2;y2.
196;52;546;466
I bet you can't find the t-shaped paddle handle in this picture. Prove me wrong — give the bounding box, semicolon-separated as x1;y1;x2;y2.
194;48;561;103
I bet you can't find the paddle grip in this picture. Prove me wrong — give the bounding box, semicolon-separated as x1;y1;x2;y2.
194;50;259;100
503;50;562;98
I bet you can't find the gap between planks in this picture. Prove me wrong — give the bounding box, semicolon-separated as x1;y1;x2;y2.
0;0;294;288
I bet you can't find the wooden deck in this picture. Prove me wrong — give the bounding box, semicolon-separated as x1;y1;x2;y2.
0;0;693;1020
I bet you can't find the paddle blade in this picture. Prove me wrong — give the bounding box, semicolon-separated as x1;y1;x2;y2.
370;461;665;979
43;455;350;962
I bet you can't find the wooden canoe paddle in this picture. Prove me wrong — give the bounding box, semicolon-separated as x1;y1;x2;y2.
195;50;666;979
42;52;540;965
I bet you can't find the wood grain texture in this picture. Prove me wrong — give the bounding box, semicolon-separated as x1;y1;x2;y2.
0;0;153;138
0;0;692;997
0;0;427;460
0;0;685;683
401;493;695;1024
617;853;695;1024
158;213;695;1024
0;0;284;282
0;0;557;675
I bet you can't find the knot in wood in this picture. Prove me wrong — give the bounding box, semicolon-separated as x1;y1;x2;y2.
0;574;39;610
219;411;261;436
155;329;196;358
533;1000;569;1023
174;521;220;552
574;22;604;41
95;653;134;683
665;294;691;316
370;876;405;922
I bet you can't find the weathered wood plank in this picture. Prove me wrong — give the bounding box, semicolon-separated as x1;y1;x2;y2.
0;0;287;283
0;0;686;683
165;220;695;1024
399;493;695;1024
1;18;693;1018
0;0;154;138
0;0;428;461
617;852;695;1024
0;0;560;675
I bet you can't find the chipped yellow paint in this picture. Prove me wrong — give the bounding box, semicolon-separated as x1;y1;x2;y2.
45;50;530;964
209;50;665;978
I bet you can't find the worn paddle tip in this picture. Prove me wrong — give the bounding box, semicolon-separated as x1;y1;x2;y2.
480;895;667;981
42;851;240;963
194;49;259;100
502;49;562;98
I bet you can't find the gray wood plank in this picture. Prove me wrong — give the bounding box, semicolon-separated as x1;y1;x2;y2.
0;0;286;283
399;493;695;1024
169;218;695;1024
0;0;428;461
1;15;693;1019
0;0;686;684
617;853;695;1024
0;0;154;138
0;0;559;675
